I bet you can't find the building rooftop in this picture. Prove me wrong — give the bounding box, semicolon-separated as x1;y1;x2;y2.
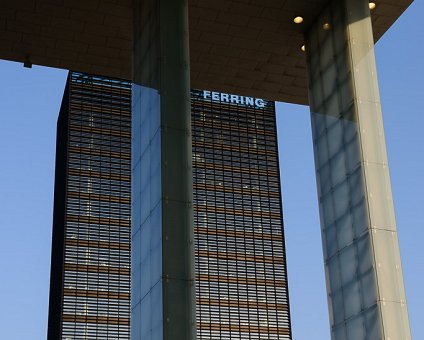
0;0;413;104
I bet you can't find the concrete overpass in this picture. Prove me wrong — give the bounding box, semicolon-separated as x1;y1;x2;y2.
0;0;412;103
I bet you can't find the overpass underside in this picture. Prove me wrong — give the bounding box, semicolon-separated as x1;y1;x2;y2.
0;0;412;103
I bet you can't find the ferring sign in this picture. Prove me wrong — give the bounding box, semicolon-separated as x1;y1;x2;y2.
202;90;266;109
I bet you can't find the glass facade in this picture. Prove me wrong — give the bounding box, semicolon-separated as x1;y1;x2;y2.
131;85;165;340
47;71;132;340
50;73;292;340
305;0;411;338
191;90;292;339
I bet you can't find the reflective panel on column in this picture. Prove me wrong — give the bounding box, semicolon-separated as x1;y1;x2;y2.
131;0;196;339
305;0;411;339
132;85;163;340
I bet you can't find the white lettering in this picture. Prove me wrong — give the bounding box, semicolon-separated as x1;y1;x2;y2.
230;95;240;104
245;97;254;106
200;91;265;108
212;92;220;101
255;98;265;108
203;90;211;99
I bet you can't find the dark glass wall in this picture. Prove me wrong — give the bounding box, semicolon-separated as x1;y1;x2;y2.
191;89;292;339
47;78;70;340
47;71;132;340
51;78;292;339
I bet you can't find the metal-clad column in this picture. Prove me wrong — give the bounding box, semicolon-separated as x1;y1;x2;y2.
131;0;196;339
305;0;411;339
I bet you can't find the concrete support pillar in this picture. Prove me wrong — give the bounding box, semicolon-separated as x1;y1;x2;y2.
305;0;411;339
131;0;196;339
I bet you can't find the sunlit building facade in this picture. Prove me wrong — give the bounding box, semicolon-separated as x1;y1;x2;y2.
191;90;291;339
48;72;291;339
47;71;132;340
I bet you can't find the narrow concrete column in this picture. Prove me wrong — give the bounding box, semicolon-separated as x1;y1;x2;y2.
305;0;411;339
131;1;196;340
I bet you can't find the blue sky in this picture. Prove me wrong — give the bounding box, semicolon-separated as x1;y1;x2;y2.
0;2;422;339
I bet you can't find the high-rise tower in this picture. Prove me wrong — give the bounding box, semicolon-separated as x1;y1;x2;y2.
47;71;132;340
191;89;291;339
49;73;292;339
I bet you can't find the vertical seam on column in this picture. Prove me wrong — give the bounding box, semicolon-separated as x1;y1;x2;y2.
343;0;386;337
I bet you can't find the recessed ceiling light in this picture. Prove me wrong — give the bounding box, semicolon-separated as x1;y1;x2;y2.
369;2;376;10
323;23;331;30
301;45;306;52
294;16;304;24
